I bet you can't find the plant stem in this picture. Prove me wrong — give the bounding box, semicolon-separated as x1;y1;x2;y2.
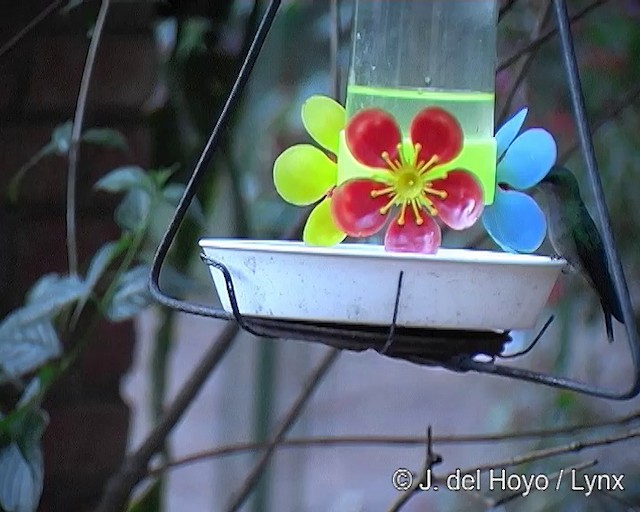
95;322;240;512
0;0;64;60
67;0;110;275
225;349;340;512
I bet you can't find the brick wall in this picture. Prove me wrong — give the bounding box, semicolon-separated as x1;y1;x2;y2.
0;3;156;510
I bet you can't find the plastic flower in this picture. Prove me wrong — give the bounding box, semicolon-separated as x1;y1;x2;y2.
273;95;347;246
481;108;557;253
330;107;484;254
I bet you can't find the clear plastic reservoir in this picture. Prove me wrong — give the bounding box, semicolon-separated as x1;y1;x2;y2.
340;0;498;203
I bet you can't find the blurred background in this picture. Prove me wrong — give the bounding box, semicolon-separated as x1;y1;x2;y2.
2;0;640;511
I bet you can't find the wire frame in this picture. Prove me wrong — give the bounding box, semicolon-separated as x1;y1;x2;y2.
149;0;640;400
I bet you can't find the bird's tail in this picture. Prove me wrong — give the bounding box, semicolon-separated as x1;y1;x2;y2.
602;300;615;343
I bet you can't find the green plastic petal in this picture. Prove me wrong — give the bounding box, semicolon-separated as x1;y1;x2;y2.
303;198;346;246
273;144;337;206
301;95;346;154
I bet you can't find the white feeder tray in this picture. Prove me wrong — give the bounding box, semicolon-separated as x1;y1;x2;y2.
199;239;565;331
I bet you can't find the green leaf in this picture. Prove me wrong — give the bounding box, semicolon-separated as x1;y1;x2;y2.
162;183;206;225
273;144;336;206
302;198;346;246
51;121;73;156
114;189;152;232
95;166;152;194
7;143;55;204
72;240;129;321
0;317;61;382
84;241;126;293
106;266;153;321
127;480;161;512
26;274;85;310
301;95;345;154
0;397;48;442
151;164;180;189
81;128;128;151
0;409;46;512
0;274;83;382
176;18;211;60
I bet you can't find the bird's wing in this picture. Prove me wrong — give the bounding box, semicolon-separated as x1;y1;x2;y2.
574;209;624;323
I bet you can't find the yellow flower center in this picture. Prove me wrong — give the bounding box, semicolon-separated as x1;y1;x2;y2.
370;142;448;225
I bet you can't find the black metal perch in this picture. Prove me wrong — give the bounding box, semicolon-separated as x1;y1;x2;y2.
149;0;640;400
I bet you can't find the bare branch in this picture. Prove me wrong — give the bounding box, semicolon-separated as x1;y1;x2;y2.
450;427;640;477
224;349;340;511
498;0;610;72
497;0;552;125
67;0;110;275
0;0;64;60
560;81;640;164
485;459;597;508
387;426;442;512
498;0;518;22
95;323;239;512
148;410;640;476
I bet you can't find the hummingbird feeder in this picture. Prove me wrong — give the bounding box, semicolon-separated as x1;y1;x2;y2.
150;0;640;400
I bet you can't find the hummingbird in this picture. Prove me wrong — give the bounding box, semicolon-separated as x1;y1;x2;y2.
537;166;623;342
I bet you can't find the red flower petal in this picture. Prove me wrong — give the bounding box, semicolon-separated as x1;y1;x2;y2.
345;109;402;168
331;179;389;237
430;170;484;230
384;211;442;254
410;108;463;165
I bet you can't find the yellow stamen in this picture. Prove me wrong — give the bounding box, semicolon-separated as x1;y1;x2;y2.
410;200;423;225
418;155;440;175
412;143;423;166
425;186;448;199
379;196;396;216
419;195;438;216
370;186;395;198
398;203;407;225
381;151;401;171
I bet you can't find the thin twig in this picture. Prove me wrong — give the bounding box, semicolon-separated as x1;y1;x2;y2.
498;0;518;22
560;81;640;164
0;0;64;60
394;430;640;511
67;0;110;275
595;487;640;512
387;426;442;512
485;459;597;508
449;427;640;478
497;0;610;72
95;322;239;512
497;0;552;125
148;410;640;476
224;349;340;511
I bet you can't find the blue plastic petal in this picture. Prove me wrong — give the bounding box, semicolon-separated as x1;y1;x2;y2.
497;128;557;190
495;107;528;159
481;188;547;253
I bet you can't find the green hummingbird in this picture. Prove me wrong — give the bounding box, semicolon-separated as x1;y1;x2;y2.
538;166;623;342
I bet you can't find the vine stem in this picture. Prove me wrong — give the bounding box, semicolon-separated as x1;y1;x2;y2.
67;0;110;275
0;0;64;59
